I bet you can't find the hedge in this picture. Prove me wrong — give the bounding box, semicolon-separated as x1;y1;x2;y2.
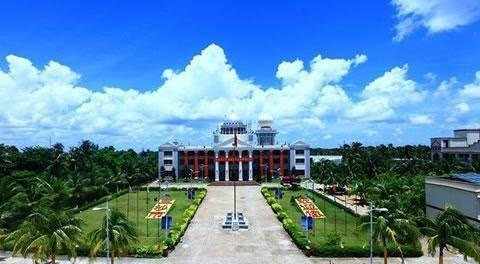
261;187;423;258
164;189;206;252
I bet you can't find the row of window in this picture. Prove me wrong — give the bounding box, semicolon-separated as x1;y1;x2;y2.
165;159;305;165
220;127;247;134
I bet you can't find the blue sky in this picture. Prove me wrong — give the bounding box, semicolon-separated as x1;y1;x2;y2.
0;1;479;149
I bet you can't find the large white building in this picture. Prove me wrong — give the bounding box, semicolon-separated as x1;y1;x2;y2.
158;119;310;181
431;129;480;163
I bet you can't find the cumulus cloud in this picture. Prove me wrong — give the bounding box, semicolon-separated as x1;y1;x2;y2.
392;0;480;41
0;44;425;148
434;77;457;97
346;65;424;122
409;114;433;125
455;102;470;114
459;71;480;98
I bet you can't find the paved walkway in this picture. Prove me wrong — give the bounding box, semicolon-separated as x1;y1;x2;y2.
167;185;309;264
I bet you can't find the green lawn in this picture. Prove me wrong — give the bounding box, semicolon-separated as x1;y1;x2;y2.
77;189;197;246
274;189;368;247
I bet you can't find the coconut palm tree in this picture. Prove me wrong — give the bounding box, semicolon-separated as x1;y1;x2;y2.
419;206;480;264
89;209;137;264
362;215;420;264
6;209;82;264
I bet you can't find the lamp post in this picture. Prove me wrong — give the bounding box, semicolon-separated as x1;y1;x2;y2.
368;203;388;264
92;201;110;264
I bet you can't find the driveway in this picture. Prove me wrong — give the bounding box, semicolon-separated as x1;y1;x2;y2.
168;185;310;264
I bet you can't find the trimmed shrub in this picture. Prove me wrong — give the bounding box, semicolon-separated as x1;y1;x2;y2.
266;197;276;205
271;203;282;214
309;243;422;258
134;244;164;258
277;212;288;222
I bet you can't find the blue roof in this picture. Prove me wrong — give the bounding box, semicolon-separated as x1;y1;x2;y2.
452;173;480;185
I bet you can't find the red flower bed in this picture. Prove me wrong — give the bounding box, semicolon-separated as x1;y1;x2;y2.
295;196;325;219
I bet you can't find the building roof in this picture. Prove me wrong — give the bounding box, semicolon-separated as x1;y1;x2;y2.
452;172;480;185
426;174;480;192
454;128;480;132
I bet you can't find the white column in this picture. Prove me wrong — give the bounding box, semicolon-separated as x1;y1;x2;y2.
215;151;219;181
248;150;253;181
225;151;229;181
239;151;243;181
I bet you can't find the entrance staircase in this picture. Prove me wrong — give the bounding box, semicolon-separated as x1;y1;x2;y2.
209;181;259;186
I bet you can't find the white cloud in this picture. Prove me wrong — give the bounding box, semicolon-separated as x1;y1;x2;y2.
455;102;470;114
346;65;424;122
409;114;433;125
392;0;480;41
459;71;480;98
434;77;457;97
323;134;333;140
0;44;426;148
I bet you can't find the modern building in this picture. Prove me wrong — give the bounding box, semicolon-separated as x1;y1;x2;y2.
425;173;480;226
158;119;310;181
431;129;480;163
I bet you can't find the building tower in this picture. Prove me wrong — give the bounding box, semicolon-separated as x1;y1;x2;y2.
255;119;277;146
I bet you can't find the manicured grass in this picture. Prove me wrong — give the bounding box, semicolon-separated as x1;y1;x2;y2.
274;188;368;247
77;189;197;246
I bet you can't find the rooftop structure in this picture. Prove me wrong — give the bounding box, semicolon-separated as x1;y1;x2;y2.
431;129;480;163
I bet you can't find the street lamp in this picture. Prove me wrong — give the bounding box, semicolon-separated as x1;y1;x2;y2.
368;203;388;264
92;200;110;264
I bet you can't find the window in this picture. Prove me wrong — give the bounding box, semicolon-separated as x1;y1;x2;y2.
443;140;449;148
164;151;173;156
164;160;173;165
295;158;305;164
295;149;304;155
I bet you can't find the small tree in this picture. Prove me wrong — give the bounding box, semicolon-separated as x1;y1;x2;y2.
7;210;82;264
420;206;480;264
89;209;137;264
362;215;419;264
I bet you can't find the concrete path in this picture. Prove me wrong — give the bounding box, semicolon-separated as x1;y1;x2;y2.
167;185;310;264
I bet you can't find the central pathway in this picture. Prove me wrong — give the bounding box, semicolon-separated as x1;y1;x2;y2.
168;185;310;264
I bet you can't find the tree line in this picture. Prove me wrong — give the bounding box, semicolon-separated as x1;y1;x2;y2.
0;140;157;231
311;142;480;263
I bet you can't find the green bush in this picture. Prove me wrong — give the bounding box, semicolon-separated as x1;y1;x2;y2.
271;203;282;214
134;244;164;257
309;243;423;257
325;232;343;246
266;197;276;205
277;212;288;221
164;188;207;250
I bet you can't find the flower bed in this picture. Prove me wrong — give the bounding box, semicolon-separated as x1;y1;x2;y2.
146;196;175;219
295;196;325;219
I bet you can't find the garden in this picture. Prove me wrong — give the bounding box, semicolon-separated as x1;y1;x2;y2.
76;187;206;255
262;187;423;258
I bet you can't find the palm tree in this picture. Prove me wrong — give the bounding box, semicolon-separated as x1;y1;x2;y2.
6;209;82;264
362;215;420;264
89;209;137;264
419;206;480;264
